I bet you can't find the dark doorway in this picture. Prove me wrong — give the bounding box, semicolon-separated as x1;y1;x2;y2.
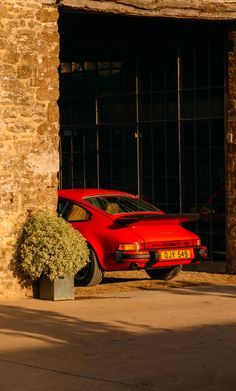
59;13;226;257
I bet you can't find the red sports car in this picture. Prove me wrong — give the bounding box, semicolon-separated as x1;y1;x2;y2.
58;189;207;286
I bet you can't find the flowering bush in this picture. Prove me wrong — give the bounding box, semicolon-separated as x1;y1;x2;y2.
14;211;90;282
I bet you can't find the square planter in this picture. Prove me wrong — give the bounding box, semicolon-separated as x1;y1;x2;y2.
39;275;74;301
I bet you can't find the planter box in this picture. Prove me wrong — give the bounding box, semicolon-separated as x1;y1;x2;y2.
39;275;74;301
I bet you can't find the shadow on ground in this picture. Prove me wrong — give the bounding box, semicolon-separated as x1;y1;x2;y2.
0;295;236;390
139;283;236;298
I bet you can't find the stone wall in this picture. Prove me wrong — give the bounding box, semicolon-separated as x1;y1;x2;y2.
0;0;59;298
226;28;236;274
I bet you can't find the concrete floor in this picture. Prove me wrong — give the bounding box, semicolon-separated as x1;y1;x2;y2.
0;284;236;390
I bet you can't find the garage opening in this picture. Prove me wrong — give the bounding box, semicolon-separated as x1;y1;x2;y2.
59;12;226;258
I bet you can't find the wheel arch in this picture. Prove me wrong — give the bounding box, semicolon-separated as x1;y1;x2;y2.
86;240;105;271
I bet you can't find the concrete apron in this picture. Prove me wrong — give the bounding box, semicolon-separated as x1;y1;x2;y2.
0;285;235;391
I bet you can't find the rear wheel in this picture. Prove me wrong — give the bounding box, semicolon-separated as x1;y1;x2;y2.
146;265;182;281
75;248;104;287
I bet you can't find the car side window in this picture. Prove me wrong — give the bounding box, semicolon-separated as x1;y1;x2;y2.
63;202;90;222
57;200;69;216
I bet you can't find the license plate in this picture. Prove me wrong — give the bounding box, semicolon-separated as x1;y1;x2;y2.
160;248;193;260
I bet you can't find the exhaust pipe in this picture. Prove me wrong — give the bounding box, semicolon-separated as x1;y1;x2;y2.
130;262;140;270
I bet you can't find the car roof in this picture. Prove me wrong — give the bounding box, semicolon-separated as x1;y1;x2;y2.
58;188;136;202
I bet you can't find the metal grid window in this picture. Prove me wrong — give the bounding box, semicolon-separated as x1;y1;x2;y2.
59;26;225;257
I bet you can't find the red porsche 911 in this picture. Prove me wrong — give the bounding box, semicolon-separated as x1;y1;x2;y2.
58;189;207;286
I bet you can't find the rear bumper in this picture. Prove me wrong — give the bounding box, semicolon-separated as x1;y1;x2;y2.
115;246;207;269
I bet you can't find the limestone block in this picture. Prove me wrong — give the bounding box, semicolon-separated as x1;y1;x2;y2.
58;0;236;20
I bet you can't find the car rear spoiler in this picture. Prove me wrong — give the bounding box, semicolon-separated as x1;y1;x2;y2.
115;213;200;224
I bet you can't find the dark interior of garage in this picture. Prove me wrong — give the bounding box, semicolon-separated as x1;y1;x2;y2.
58;12;227;258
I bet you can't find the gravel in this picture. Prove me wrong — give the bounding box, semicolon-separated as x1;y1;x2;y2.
75;267;236;297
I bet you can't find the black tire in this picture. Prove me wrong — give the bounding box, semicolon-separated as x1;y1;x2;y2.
75;248;104;287
146;265;182;281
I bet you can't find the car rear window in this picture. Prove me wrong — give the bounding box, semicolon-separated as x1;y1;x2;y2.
84;195;160;214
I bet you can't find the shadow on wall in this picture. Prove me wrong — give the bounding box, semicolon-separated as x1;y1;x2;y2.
0;300;235;390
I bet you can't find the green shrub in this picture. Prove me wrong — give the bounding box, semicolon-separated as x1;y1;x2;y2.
14;211;90;282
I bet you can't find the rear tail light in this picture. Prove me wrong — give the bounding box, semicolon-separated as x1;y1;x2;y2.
117;243;145;251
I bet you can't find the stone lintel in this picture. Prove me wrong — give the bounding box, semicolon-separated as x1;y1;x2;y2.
57;0;236;20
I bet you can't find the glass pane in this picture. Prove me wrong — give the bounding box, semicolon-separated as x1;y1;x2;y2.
98;97;111;123
142;176;154;204
195;177;210;205
180;40;194;60
195;39;209;60
195;60;209;88
153;152;166;178
110;97;123;122
210;119;224;147
210;88;224;117
65;203;90;221
196;120;209;147
181;61;193;89
152;93;165;120
72;96;95;125
73;133;84;152
112;150;124;178
140;94;151;121
196;148;209;177
166;61;178;90
211;59;224;86
166;92;178;119
60;104;72;125
195;90;209;118
152;60;165;91
140;57;151;92
141;125;152;150
182;177;196;209
142;148;152;177
153;123;166;149
210;37;224;58
211;148;225;180
153;177;167;208
60;74;72;96
71;72;85;95
99;127;111;150
123;61;136;92
181;121;195;148
167;148;179;177
112;128;124;151
72;153;84;179
62;154;71;178
166;122;178;149
61;135;71;153
181;91;194;119
124;95;136;122
182;149;195;177
84;152;97;187
167;177;180;212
